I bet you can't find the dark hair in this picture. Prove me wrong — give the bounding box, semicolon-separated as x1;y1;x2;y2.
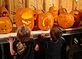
17;26;31;43
50;25;63;41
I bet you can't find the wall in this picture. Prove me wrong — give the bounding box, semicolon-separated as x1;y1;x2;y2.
0;0;82;22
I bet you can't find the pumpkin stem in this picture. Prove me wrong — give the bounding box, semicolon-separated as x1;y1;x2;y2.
31;5;36;10
52;4;54;7
41;10;45;13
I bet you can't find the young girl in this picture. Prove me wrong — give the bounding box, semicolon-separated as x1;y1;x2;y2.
46;24;65;59
8;26;35;59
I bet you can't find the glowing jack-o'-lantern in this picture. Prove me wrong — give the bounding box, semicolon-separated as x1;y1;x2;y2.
0;17;12;33
16;8;34;30
38;12;54;30
58;14;75;29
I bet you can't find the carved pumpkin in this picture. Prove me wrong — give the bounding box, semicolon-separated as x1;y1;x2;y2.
49;6;58;22
58;14;75;29
0;6;9;17
0;17;12;33
16;8;34;30
38;12;54;30
70;10;81;27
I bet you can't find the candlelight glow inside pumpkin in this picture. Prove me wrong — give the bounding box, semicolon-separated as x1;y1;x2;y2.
21;11;33;19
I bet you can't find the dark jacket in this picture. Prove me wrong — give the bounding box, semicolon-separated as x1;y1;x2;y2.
46;37;65;59
13;39;35;59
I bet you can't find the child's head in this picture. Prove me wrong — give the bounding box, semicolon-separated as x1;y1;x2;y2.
50;25;63;41
17;26;31;43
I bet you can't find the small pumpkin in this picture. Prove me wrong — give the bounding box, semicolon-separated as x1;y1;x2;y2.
58;14;75;29
0;6;9;17
16;8;34;30
70;10;81;27
49;6;58;22
0;17;12;33
38;12;54;30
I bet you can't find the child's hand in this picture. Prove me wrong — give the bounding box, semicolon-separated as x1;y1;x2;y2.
34;44;39;51
8;37;15;44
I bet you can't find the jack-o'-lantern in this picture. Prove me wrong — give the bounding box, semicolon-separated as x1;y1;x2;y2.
0;6;9;17
16;8;34;30
49;5;58;22
58;14;75;29
38;12;54;30
0;17;12;33
70;10;81;27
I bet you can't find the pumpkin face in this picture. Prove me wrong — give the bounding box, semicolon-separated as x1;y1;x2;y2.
38;13;54;30
58;14;75;29
70;10;80;27
49;6;58;22
0;17;12;33
16;8;34;30
0;7;9;17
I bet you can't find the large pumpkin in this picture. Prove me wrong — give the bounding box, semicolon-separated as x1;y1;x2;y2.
70;10;81;27
49;6;58;22
0;6;9;17
38;12;54;30
0;17;12;33
16;8;34;30
58;14;75;29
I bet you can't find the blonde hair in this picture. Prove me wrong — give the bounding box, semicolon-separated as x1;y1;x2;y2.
17;26;31;43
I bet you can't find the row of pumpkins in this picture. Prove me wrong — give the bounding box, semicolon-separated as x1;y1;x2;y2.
0;6;82;34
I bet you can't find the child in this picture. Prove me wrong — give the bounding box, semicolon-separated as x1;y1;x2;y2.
8;26;35;59
34;33;47;59
46;24;65;59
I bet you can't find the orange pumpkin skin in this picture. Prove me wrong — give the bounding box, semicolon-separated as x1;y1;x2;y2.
49;6;58;22
38;12;54;30
0;7;9;17
0;17;12;33
70;10;81;27
58;14;75;29
16;8;34;30
58;8;67;15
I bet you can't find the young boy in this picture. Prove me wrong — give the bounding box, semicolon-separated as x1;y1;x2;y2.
8;26;35;59
46;25;65;59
